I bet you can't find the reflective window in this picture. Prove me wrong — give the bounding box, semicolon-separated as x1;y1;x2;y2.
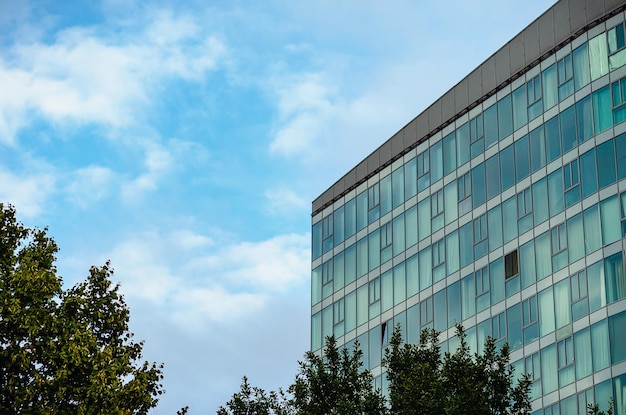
557;53;574;100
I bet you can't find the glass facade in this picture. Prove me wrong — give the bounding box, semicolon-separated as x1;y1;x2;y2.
311;4;626;414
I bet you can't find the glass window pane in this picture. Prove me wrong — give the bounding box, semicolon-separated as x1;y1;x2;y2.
444;181;458;225
583;204;602;254
597;139;617;189
392;167;404;209
548;168;564;217
419;247;432;290
488;205;503;252
573;42;591;90
592;320;610;371
380;175;392;216
404;157;417;200
448;281;461;327
344;243;356;284
312;221;322;260
580;149;598;198
512;84;528;130
431;140;443;183
418;198;430;241
601;195;621;245
406;253;419;298
542;63;558;110
541;344;558;394
576;95;594;142
498;94;513;139
539;286;555;337
502;196;518;244
521;240;536;288
443;132;456;176
500;144;515;191
357;190;368;231
545;115;561;163
589;32;609;80
515;135;530;182
605;252;626;304
530;125;546;172
560;105;577;154
617;132;626;180
486;154;501;201
567;213;584;262
532;177;549;225
472;163;486;208
456;122;470;167
609;311;626;363
536;231;552;280
507;303;523;350
345;198;356;239
484;104;499;148
593;85;613;133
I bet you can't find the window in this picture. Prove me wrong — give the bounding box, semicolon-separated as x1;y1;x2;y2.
368;183;380;209
608;22;626;70
491;312;506;347
571;270;589;321
380;221;393;264
368;277;381;319
505;250;519;279
432;239;446;282
525;352;541;400
417;150;430;191
473;214;488;259
322;215;333;253
612;78;626;124
475;266;490;312
551;223;568;271
470;113;484;158
322;260;334;299
431;189;444;231
333;298;345;337
458;172;472;216
557;336;575;386
527;74;543;120
557;53;574;100
517;188;533;235
564;159;580;207
522;295;539;344
420;296;433;328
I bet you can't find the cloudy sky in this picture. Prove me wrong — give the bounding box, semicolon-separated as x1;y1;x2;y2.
0;0;556;413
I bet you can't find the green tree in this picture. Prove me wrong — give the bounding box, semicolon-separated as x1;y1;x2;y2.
587;398;614;415
288;336;386;415
217;376;292;415
0;203;164;414
384;324;531;415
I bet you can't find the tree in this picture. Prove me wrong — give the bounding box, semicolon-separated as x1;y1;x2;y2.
587;398;614;415
0;203;164;414
288;336;386;415
216;376;292;415
384;324;531;415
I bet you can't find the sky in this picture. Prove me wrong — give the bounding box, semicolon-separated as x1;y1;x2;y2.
0;0;556;413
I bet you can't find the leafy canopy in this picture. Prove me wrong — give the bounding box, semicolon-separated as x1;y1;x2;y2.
0;203;164;414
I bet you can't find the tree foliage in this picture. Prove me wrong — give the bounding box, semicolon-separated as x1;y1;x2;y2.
216;376;291;415
383;324;531;415
0;203;164;414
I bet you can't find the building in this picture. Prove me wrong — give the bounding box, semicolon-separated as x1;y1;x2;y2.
310;0;626;413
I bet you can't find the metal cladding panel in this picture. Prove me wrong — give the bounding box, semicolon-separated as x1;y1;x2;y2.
312;197;322;213
403;119;418;149
454;78;469;114
441;89;455;124
553;0;571;43
524;21;541;66
415;113;429;143
586;0;605;21
468;69;483;107
495;45;511;86
606;0;626;13
356;160;369;183
332;180;344;201
539;9;556;56
345;169;357;191
366;150;380;176
391;131;405;159
509;34;526;75
428;100;442;133
481;56;497;95
379;140;392;168
570;0;587;31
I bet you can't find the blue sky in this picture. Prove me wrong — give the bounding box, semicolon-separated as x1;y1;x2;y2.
0;0;556;412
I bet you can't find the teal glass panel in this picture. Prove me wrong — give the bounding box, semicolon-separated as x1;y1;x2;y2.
560;395;577;415
404;157;417;200
311;311;321;351
459;222;473;268
545;115;561;163
498;94;513;139
356;284;368;326
334;251;345;292
573;42;591;90
406;303;419;344
394;263;406;306
507;303;522;350
593;85;612;133
595;380;613;415
446;231;459;275
548;168;564;217
356;190;368;231
312;221;322;259
617;132;626;180
344;198;356;239
381;269;393;313
580;149;598;198
554;279;571;329
484;103;498;148
490;259;505;306
576;95;594;142
356;236;368;277
369;325;381;369
609;311;626;363
530;125;546;173
344;243;356;284
456;122;470;167
542;63;558;110
589;32;609;80
405;204;417;248
471;163;486;208
560;104;577;153
515;134;530;181
345;291;356;333
614;374;626;415
431;140;443;183
486;154;501;200
606;252;626;303
380;174;392;216
406;253;418;298
567;213;584;263
601;195;621;245
520;239;536;288
512;84;528;130
588;261;606;313
393;214;406;256
541;343;558;393
487;205;502;252
597;139;617;189
500;144;515;191
392;167;404;209
535;231;552;280
322;304;332;344
502;196;518;244
312;265;322;305
418;247;432;290
591;319;610;371
444;181;458;225
461;273;475;320
532;177;549;225
417;198;430;241
433;288;447;332
333;206;345;246
443;132;456;176
583;204;601;254
447;281;461;327
368;229;380;271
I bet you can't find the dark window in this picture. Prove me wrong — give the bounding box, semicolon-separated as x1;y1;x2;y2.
505;250;519;279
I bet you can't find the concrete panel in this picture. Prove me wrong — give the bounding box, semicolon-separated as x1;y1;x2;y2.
428;100;442;133
379;140;392;167
569;0;586;32
495;45;511;86
468;68;483;107
481;56;497;95
586;0;604;22
553;0;571;44
454;78;469;114
441;89;455;125
539;9;556;56
524;21;541;66
509;34;526;75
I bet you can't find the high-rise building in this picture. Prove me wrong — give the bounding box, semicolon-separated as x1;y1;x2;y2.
310;0;626;413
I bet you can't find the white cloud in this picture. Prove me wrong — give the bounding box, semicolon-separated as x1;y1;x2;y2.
264;187;308;215
0;10;227;145
0;167;55;217
65;165;117;207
